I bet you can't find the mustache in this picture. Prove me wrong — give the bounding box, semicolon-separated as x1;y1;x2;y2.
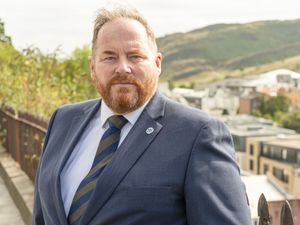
109;75;142;86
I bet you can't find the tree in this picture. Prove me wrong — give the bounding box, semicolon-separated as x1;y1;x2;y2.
0;18;11;44
281;109;300;133
258;94;290;117
0;42;98;118
0;18;20;108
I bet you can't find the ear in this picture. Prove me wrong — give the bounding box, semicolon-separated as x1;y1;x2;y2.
155;52;162;76
89;55;95;81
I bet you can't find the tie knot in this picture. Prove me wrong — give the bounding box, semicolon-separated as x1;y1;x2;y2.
108;115;127;129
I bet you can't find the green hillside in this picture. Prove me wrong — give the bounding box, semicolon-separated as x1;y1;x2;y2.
2;17;300;117
157;19;300;84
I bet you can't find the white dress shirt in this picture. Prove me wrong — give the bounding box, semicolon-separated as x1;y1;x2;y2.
60;100;147;216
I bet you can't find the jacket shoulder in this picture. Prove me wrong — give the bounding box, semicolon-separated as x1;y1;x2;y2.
56;98;100;114
164;96;213;124
162;96;231;136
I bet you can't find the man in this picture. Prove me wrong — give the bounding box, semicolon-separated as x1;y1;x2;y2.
33;6;252;225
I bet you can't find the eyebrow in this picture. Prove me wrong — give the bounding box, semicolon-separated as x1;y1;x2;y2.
128;49;142;54
100;45;148;55
101;50;116;55
127;48;147;55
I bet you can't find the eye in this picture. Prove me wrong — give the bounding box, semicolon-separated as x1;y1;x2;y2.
129;55;144;61
131;55;141;58
100;56;117;63
104;56;116;61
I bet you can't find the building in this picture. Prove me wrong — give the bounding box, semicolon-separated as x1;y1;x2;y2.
221;115;296;170
195;69;300;116
246;134;300;197
268;199;300;225
242;174;300;225
244;69;300;94
201;88;239;116
241;175;286;225
239;92;263;114
171;87;206;109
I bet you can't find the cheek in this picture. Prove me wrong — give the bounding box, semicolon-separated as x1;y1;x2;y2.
94;67;110;83
135;66;153;79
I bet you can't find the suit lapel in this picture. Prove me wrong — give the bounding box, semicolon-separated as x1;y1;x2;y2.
52;100;101;225
80;92;166;225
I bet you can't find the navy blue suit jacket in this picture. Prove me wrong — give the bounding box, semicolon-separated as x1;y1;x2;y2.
33;92;252;225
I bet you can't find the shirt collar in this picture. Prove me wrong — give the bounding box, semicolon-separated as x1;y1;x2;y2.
100;99;149;128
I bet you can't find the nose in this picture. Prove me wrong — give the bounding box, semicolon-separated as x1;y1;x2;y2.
115;58;132;74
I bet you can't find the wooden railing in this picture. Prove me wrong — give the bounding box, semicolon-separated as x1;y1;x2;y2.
0;106;47;181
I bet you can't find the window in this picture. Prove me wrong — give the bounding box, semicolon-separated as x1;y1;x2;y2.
273;167;282;180
283;170;289;183
262;145;269;156
270;147;275;158
232;135;242;152
249;160;254;171
263;164;269;174
250;144;254;155
273;167;289;183
297;152;300;164
282;149;287;160
274;148;281;160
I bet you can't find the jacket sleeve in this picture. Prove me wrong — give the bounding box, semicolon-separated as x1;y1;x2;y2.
184;118;252;225
32;109;58;225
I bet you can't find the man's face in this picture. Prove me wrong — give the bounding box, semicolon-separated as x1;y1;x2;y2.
90;18;162;114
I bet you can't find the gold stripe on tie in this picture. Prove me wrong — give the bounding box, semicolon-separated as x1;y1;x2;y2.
72;180;97;203
72;154;113;202
68;115;127;225
86;153;114;179
95;132;119;155
109;116;124;129
69;202;89;224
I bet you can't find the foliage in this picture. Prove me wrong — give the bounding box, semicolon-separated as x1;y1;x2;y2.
0;17;97;118
2;16;300;119
280;109;300;133
258;95;290;118
0;42;97;118
253;95;300;133
0;19;11;44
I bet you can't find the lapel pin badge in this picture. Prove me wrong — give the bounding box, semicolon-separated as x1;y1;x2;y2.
146;127;154;134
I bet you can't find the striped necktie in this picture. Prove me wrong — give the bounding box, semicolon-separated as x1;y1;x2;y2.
68;115;127;225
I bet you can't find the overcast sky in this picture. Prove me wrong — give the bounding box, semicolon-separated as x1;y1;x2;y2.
1;0;299;55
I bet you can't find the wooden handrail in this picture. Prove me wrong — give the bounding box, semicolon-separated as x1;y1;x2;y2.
0;109;47;133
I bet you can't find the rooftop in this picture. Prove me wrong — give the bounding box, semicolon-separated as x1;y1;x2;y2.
241;175;287;218
213;69;300;89
229;125;296;137
264;136;300;150
220;115;296;137
245;69;298;86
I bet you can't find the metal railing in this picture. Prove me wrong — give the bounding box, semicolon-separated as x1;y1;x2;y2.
0;106;297;224
258;194;295;225
0;106;47;181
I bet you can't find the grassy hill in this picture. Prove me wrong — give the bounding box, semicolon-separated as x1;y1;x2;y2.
157;19;300;85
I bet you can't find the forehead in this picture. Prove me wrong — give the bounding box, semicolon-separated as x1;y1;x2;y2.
96;18;152;51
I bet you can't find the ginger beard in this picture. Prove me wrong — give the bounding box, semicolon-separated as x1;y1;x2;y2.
93;73;158;114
